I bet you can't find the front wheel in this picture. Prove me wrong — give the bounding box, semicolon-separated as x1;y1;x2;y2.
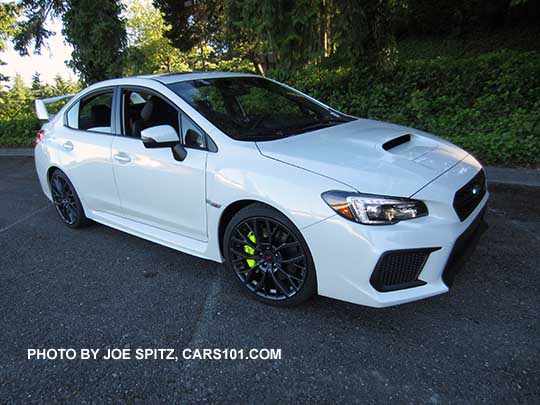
223;203;317;307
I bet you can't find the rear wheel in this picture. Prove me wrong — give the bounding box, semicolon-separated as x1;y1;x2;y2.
223;203;317;306
49;170;90;228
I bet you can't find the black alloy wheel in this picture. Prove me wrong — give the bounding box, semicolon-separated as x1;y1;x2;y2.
50;170;89;228
224;204;317;306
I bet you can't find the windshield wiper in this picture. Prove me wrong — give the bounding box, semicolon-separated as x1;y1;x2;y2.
234;130;288;142
284;119;345;136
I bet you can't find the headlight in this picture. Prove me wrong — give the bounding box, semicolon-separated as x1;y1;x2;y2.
321;191;428;225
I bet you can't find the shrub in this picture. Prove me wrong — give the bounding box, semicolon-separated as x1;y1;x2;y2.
0;116;41;146
268;49;540;167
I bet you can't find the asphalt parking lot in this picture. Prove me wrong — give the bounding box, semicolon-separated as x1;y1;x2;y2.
1;156;539;403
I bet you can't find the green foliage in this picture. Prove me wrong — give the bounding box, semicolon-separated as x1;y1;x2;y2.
221;0;398;70
0;1;20;81
0;2;19;52
227;0;323;70
0;118;41;146
125;0;189;75
269;49;540;166
154;0;223;53
62;0;126;83
11;0;65;56
330;0;397;67
0;73;81;147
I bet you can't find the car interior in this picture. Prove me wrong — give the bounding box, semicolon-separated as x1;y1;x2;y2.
78;92;113;133
123;91;179;138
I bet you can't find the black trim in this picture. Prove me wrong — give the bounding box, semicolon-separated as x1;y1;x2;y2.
382;134;411;151
370;247;441;292
442;206;488;287
141;138;179;149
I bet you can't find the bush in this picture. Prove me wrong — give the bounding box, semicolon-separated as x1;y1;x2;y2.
269;49;540;167
0;116;41;147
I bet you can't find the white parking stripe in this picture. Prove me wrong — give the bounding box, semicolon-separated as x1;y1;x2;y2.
0;205;51;234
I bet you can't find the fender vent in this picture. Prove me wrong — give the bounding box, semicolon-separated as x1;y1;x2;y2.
382;134;411;151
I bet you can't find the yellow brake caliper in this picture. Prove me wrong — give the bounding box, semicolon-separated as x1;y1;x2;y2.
244;231;257;268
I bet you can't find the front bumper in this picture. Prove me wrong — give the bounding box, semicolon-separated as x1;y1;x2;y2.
442;206;488;287
302;155;489;307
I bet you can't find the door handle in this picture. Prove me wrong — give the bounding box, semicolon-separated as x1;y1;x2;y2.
62;141;74;151
113;153;131;163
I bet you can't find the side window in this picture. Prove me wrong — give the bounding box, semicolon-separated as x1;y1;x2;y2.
122;89;180;138
181;113;206;150
67;91;114;133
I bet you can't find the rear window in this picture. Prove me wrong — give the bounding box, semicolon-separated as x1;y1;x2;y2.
66;91;114;133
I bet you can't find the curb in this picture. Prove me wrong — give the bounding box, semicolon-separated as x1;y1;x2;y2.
0;148;34;157
0;148;538;188
485;166;540;188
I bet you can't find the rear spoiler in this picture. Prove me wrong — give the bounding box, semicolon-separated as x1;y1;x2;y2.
35;94;74;121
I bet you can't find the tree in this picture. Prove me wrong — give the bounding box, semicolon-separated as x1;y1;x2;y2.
12;0;65;55
10;0;126;83
62;0;127;83
125;0;189;75
0;2;20;82
222;0;396;71
224;0;324;71
153;0;225;68
0;74;33;119
331;0;396;68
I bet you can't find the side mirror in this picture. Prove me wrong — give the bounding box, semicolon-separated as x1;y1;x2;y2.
172;143;188;162
141;125;179;148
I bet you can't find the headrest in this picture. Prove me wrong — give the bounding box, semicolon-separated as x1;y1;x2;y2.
140;98;155;121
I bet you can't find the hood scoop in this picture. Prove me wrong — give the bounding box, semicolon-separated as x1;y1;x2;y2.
382;134;411;151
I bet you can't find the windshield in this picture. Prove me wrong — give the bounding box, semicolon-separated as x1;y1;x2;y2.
166;76;354;141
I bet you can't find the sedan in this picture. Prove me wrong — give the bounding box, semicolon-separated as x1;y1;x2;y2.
34;72;488;307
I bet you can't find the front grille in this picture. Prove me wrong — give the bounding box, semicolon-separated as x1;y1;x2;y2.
370;248;440;292
453;169;486;221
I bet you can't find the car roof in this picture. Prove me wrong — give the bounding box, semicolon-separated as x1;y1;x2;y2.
136;71;260;85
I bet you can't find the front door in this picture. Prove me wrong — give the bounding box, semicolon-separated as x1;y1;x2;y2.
111;88;208;241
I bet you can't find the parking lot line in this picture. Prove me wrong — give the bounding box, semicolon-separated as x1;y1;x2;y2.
0;205;51;234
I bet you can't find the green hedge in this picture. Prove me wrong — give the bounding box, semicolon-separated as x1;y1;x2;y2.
0;116;41;147
269;49;540;167
3;49;538;166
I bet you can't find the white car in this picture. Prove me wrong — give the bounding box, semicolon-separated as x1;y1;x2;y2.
34;72;488;307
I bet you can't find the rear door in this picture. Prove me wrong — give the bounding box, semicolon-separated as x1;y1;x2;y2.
57;88;122;215
111;87;208;241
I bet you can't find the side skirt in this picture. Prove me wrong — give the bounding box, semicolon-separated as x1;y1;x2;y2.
88;210;223;263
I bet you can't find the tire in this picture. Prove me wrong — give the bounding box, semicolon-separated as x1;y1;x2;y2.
49;170;90;228
223;203;317;307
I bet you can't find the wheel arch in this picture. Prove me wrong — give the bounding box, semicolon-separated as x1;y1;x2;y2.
46;166;89;215
46;165;62;185
217;199;299;257
218;199;259;257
